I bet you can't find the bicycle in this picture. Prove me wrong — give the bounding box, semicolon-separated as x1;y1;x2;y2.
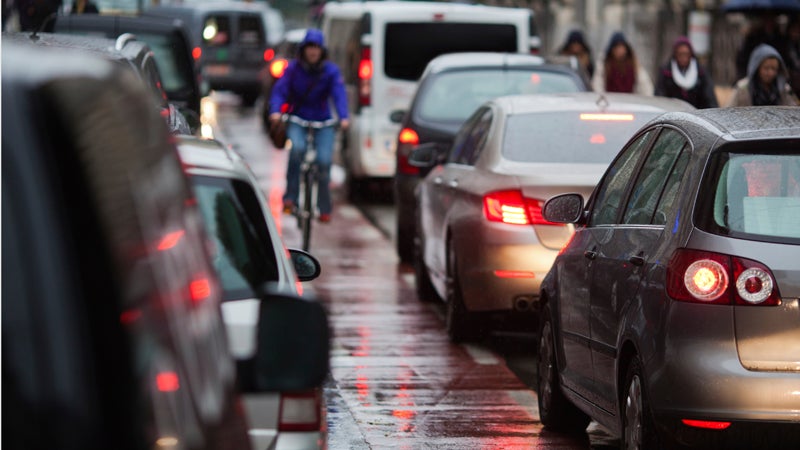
285;115;338;251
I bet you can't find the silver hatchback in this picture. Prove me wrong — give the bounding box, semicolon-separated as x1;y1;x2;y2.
539;107;800;449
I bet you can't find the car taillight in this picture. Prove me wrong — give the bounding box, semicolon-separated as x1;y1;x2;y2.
278;389;322;432
270;59;288;78
681;419;731;430
483;190;563;226
264;48;275;62
156;371;180;392
192;46;202;60
358;46;372;107
666;249;781;306
396;128;420;175
189;276;212;304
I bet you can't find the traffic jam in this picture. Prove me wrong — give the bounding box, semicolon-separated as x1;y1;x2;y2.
3;0;800;449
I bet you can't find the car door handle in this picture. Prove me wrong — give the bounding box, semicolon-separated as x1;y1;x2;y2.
629;253;645;266
584;248;597;260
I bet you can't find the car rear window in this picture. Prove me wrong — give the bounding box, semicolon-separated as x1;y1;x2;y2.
238;15;265;46
502;111;660;163
701;151;800;242
417;69;582;122
191;175;280;301
203;15;231;46
384;23;518;80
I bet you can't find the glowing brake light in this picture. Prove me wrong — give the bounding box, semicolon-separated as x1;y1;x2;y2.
270;59;289;78
580;113;634;121
264;48;275;62
192;46;202;60
358;47;372;107
483;190;562;226
189;277;211;303
398;128;419;145
667;249;781;306
156;371;180;392
682;419;731;430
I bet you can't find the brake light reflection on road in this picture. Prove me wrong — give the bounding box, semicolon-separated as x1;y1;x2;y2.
157;230;185;251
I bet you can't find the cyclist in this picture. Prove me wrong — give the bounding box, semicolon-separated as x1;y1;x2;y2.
268;28;349;223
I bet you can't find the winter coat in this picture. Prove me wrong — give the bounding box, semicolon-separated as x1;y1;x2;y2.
655;60;718;108
268;30;349;121
591;61;654;95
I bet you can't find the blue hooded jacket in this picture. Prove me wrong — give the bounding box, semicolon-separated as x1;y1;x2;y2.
269;29;349;121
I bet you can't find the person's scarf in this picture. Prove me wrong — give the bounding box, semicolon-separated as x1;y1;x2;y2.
605;60;636;93
751;79;781;106
671;58;698;90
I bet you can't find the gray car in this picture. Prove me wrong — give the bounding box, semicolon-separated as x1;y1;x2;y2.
539;107;800;449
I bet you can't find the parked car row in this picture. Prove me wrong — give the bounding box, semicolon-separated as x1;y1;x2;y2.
389;32;800;449
3;23;328;450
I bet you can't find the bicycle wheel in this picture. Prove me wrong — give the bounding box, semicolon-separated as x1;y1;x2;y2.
300;167;314;251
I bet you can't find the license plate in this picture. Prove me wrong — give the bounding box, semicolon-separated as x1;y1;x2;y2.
205;64;231;76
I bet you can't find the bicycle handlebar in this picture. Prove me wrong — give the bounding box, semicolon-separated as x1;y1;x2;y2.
284;115;339;129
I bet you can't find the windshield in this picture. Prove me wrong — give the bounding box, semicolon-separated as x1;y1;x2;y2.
502;111;660;163
191;175;279;301
418;69;582;122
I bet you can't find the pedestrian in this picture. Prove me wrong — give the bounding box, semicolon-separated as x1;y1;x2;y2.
592;31;653;95
735;13;784;81
70;0;98;14
559;29;594;79
268;28;349;224
726;43;798;107
782;16;800;97
655;36;718;108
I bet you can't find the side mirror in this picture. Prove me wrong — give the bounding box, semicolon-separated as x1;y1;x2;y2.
543;193;584;224
239;289;330;393
408;142;447;168
289;248;321;282
389;110;406;124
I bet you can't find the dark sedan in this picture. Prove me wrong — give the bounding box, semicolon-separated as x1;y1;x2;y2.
539;107;800;449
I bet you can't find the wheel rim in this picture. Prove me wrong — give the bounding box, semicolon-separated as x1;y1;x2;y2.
624;374;644;450
538;321;554;412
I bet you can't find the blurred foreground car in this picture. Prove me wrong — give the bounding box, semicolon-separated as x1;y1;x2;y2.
412;93;694;342
392;52;590;263
2;39;329;450
176;135;327;450
538;107;800;449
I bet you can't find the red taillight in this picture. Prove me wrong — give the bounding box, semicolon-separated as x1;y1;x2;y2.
264;48;275;62
494;270;535;279
396;128;420;175
270;59;288;78
189;277;211;304
398;128;419;146
192;46;202;60
157;230;185;251
278;389;322;432
483;190;563;226
358;47;372;107
156;371;180;392
667;249;781;306
681;419;731;430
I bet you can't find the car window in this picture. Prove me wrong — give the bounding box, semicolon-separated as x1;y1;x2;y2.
191;175;280;300
623;129;688;225
135;32;192;94
448;107;492;165
503;111;661;164
203;15;231;46
708;151;800;240
652;150;690;226
384;23;518;81
589;130;655;226
238;15;265;46
417;69;582;122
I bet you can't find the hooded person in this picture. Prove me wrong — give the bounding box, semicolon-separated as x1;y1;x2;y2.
726;43;799;107
591;31;653;95
559;29;594;79
655;36;718;108
269;28;350;223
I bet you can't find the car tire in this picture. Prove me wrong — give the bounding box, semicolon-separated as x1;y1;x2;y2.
623;357;662;450
445;241;480;342
397;223;414;264
537;302;591;433
413;231;438;303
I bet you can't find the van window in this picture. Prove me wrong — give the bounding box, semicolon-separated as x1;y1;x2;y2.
203;15;231;46
384;23;518;80
327;18;362;84
238;15;264;46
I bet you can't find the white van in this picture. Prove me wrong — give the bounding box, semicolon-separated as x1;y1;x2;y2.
321;0;540;193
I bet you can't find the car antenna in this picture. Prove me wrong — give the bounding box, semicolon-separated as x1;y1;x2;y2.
29;12;58;41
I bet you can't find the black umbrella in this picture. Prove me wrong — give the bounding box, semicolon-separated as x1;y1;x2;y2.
723;0;800;14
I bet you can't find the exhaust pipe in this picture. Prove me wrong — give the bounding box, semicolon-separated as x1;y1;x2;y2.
514;296;532;311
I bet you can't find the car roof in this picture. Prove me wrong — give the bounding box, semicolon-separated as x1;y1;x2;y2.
650;107;800;142
2;33;115;85
54;13;188;35
2;31;150;65
422;52;547;75
493;92;696;115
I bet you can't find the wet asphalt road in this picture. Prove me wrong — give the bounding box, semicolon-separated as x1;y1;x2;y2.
211;93;617;449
